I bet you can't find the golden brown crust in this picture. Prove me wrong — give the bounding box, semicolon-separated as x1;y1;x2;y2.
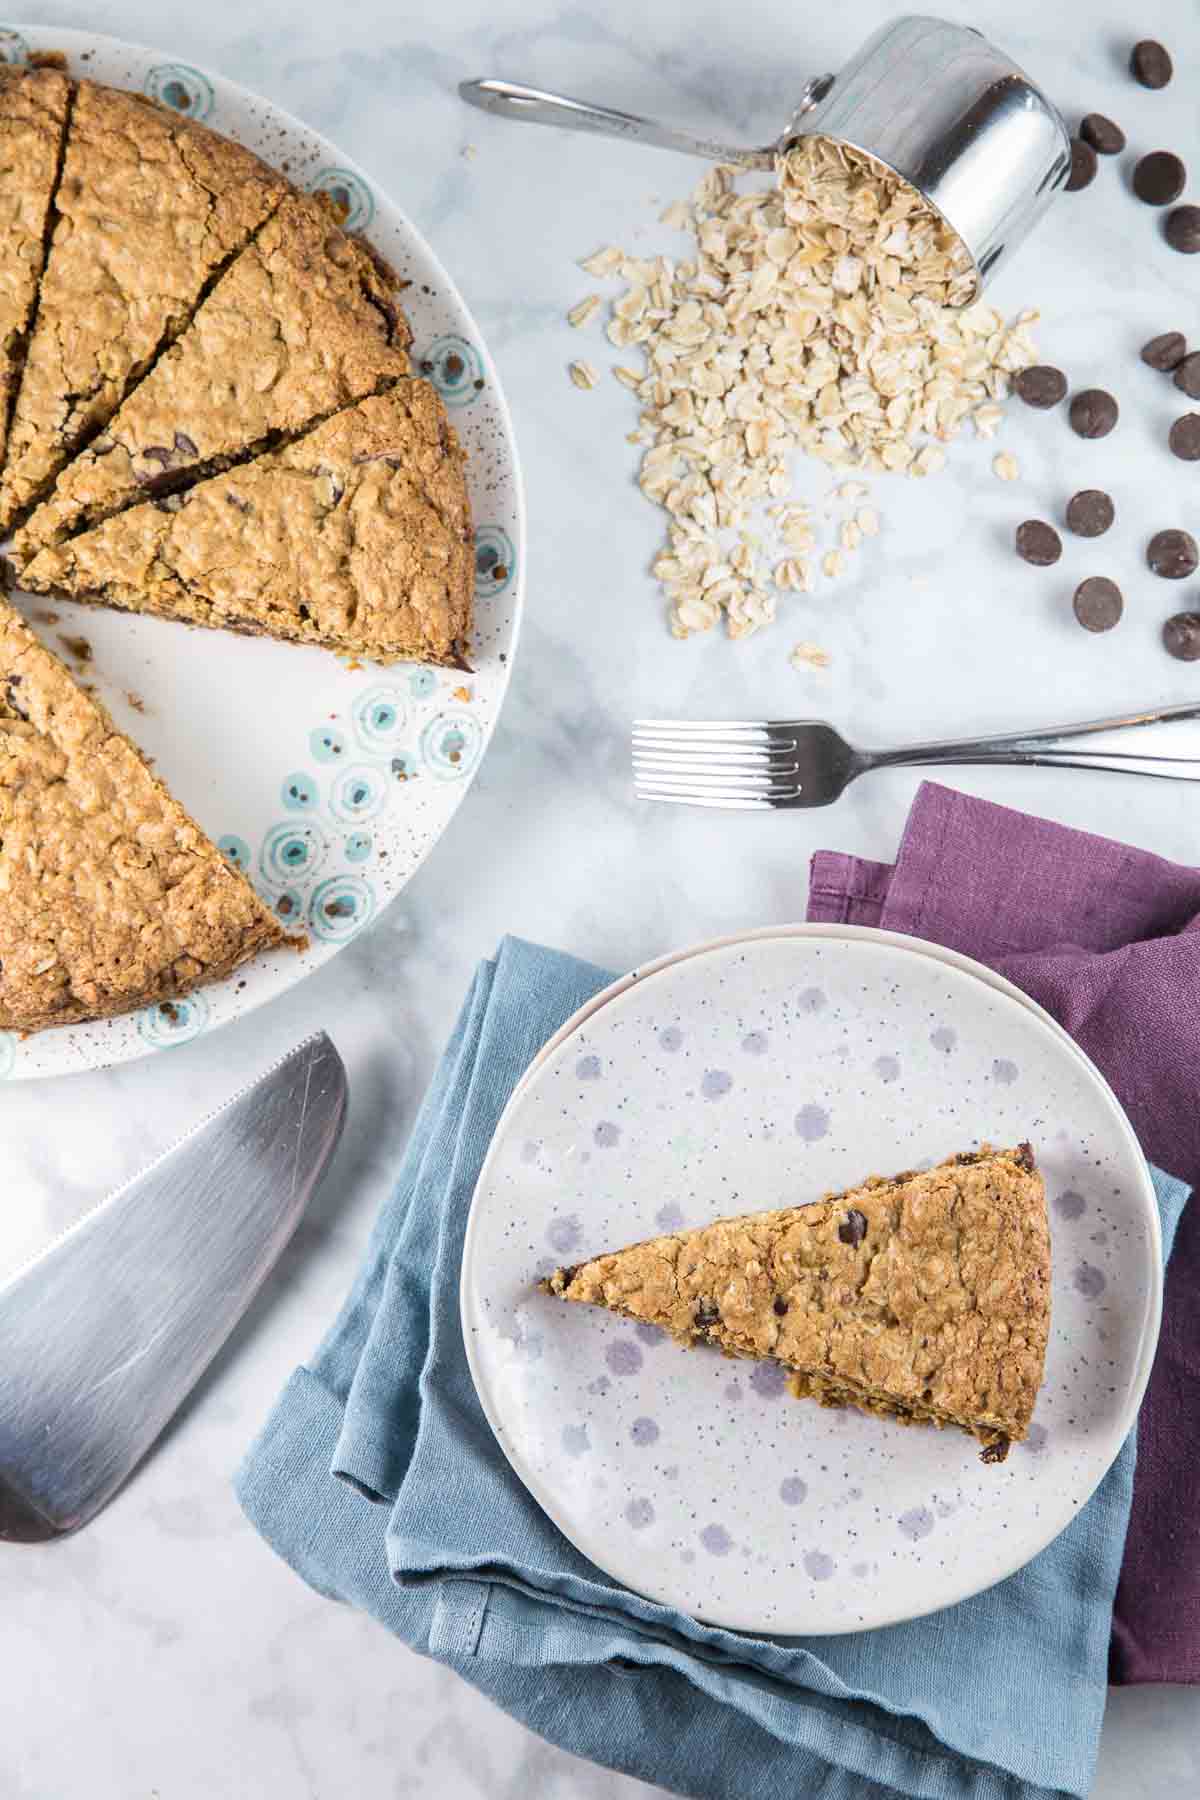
0;597;290;1033
21;383;472;665
17;191;413;553
0;79;288;533
544;1146;1051;1458
0;65;71;466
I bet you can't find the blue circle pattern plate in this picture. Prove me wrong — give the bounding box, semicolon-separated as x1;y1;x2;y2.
0;25;524;1079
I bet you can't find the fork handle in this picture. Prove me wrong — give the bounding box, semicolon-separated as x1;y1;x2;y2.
864;702;1200;782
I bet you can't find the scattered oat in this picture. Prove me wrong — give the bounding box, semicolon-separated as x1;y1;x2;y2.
461;143;478;161
579;245;625;278
569;360;599;390
659;200;691;230
774;557;813;592
57;633;92;663
585;136;1036;638
992;450;1020;482
790;640;831;670
839;518;862;552
125;691;146;714
451;685;472;703
568;294;602;329
822;549;844;579
856;506;880;537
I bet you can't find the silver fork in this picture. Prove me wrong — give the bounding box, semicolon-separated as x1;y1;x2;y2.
633;704;1200;809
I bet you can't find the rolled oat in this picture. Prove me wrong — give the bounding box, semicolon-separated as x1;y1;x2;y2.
579;136;1038;637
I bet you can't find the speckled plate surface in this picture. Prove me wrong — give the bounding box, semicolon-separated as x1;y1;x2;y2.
0;23;522;1080
462;928;1161;1634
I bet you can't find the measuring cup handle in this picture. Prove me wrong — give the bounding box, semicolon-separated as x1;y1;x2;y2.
458;79;771;168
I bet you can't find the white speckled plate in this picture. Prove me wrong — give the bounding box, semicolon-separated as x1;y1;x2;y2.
0;24;523;1079
462;928;1161;1634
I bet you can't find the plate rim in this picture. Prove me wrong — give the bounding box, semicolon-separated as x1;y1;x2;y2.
461;922;1163;1635
2;22;526;1079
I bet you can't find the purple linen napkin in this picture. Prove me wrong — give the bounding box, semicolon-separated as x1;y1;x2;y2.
808;780;1200;1687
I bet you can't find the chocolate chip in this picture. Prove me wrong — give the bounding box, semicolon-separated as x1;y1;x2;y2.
1133;151;1186;206
225;490;251;513
1065;489;1114;537
1080;113;1126;155
837;1208;868;1247
1073;577;1123;633
173;431;198;457
1174;354;1200;400
140;445;173;466
1065;138;1097;191
1015;1142;1036;1171
1141;330;1188;370
1163;612;1200;660
1165;206;1200;254
980;1437;1010;1465
1169;414;1200;461
1069;389;1119;438
1131;40;1173;89
694;1300;720;1329
1147;528;1199;578
1011;364;1067;409
1015;520;1063;566
772;1296;789;1317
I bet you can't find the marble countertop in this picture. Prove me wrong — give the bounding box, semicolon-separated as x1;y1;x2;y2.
6;0;1200;1793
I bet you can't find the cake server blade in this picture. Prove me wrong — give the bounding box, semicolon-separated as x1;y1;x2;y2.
0;1031;347;1542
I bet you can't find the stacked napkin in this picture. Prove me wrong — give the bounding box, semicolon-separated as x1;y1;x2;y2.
809;781;1200;1686
237;784;1195;1800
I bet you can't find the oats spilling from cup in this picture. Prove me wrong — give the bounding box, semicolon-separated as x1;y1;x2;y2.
580;139;1040;638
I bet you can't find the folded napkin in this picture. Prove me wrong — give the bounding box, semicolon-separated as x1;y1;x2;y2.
809;780;1200;1686
238;928;1187;1800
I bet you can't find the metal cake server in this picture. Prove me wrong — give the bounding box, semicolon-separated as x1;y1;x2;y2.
0;1032;347;1542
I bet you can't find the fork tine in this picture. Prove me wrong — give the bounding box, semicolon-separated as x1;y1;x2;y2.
633;748;800;773
633;724;785;750
635;768;798;795
633;784;776;810
633;717;810;807
634;719;774;733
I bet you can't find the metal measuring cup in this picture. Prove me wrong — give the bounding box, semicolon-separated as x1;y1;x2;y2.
461;15;1071;301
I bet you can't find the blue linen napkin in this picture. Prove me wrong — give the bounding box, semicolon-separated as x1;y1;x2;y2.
236;936;1190;1800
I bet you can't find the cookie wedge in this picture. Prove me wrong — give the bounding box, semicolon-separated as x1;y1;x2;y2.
0;598;292;1032
543;1146;1051;1461
16;191;412;555
0;80;287;533
20;384;473;666
0;63;71;470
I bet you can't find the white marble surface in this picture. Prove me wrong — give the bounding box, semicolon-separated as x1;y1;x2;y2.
5;0;1200;1793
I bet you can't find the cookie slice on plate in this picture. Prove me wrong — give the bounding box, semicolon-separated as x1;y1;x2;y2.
20;384;473;666
0;80;286;534
0;63;71;470
0;597;293;1032
544;1145;1051;1461
16;190;412;555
